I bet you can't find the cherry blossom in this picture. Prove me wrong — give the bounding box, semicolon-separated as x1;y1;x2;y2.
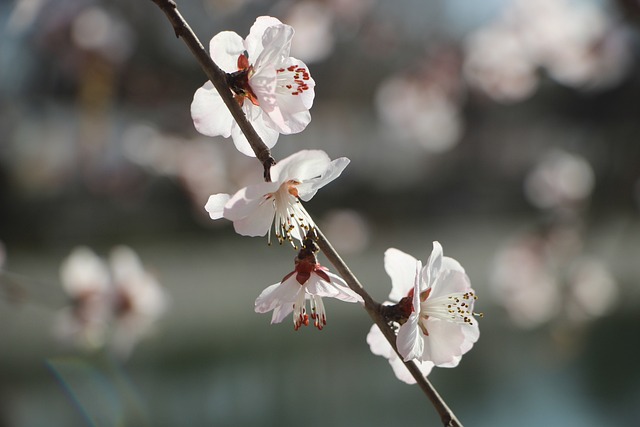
205;150;349;245
367;242;480;383
55;246;168;357
255;239;362;330
56;247;112;349
191;16;315;156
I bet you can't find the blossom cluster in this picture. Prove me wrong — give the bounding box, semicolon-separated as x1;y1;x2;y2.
56;246;168;357
193;16;481;385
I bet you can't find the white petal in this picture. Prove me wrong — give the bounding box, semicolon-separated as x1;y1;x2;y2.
423;241;444;288
428;269;473;300
209;31;246;73
191;82;234;138
245;16;286;60
60;247;110;295
384;248;418;301
366;324;391;357
279;57;315;110
396;313;425;361
251;20;293;73
441;255;465;274
229;103;280;156
224;182;279;221
391;358;433;384
460;322;480;354
367;325;433;384
297;157;349;201
420;318;467;366
307;271;363;303
204;194;230;219
232;196;276;237
270;303;294;324
271;149;330;184
254;277;301;314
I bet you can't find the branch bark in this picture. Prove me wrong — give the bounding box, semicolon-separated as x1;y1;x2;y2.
149;1;463;425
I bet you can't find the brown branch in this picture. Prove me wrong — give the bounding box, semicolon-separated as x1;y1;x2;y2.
313;227;463;427
149;1;463;425
149;0;275;181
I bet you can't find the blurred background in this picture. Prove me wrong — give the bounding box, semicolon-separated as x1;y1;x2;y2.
1;0;640;425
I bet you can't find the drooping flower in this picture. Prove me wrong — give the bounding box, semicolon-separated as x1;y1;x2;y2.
255;238;362;329
191;16;316;157
367;242;480;383
205;150;349;245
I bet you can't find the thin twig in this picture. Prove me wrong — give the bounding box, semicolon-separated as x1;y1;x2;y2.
150;0;275;181
148;1;463;425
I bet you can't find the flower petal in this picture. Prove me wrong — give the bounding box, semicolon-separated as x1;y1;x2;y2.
209;31;246;73
366;324;391;357
384;248;418;301
191;82;234;138
423;241;444;289
391;358;433;384
271;149;330;184
307;271;363;303
366;325;434;384
224;182;279;221
297;157;349;201
279;57;315;110
245;16;287;61
420;318;468;366
229;103;280;156
397;312;425;362
232;196;276;237
254;276;301;314
204;193;230;220
428;269;473;300
270;303;295;324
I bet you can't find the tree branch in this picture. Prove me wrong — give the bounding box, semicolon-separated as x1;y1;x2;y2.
150;0;275;181
313;227;463;427
148;1;463;425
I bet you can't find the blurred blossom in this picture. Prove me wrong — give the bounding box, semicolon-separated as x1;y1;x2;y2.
286;1;335;64
320;209;370;255
464;0;632;100
108;246;169;356
122;123;237;213
376;49;464;152
491;227;618;329
463;24;538;103
56;247;112;349
6;0;46;35
326;0;373;26
203;0;257;15
524;149;595;212
55;246;168;357
71;6;135;64
9;115;76;196
490;235;561;329
566;257;618;323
